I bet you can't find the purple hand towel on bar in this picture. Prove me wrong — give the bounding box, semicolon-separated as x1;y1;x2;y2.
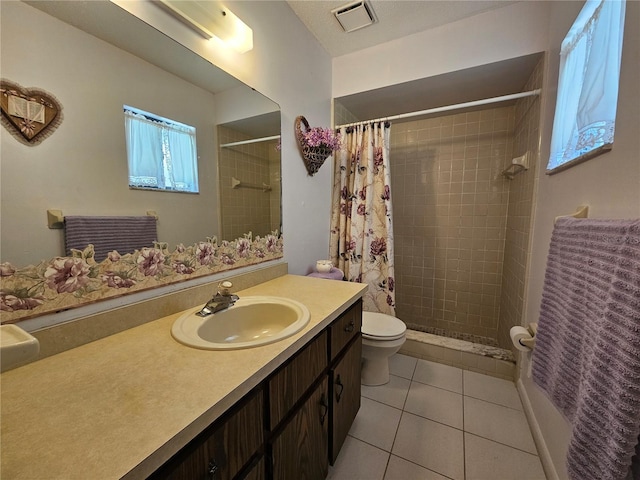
532;217;640;480
64;215;157;262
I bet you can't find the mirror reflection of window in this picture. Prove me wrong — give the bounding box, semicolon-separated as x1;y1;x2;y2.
547;0;626;173
124;106;199;193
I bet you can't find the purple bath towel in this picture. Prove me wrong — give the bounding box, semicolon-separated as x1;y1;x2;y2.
532;217;640;480
64;215;157;262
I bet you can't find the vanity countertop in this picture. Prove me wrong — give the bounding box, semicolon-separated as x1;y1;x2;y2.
0;274;367;480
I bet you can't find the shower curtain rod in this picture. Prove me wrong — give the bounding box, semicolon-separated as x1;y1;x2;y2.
335;89;541;129
220;134;281;148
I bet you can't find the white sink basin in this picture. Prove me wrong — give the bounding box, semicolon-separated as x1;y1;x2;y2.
1;324;40;372
171;296;310;350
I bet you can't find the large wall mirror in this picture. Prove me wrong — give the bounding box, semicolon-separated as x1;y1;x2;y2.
0;1;282;323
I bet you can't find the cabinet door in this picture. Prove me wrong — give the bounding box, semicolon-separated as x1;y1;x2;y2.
240;457;265;480
151;389;263;480
269;331;327;430
330;335;362;464
271;377;329;480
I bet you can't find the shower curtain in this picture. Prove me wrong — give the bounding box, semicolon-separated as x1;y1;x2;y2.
329;122;395;315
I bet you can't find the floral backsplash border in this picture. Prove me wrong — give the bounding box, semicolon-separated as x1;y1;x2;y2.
0;232;283;324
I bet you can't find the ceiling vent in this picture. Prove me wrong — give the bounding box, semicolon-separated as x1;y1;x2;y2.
332;1;377;33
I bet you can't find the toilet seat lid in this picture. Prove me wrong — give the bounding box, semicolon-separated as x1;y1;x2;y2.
362;312;406;340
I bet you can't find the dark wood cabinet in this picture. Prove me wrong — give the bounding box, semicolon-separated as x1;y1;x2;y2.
241;457;265;480
330;335;361;464
271;377;329;480
150;389;263;480
268;331;327;430
329;302;362;363
151;299;362;480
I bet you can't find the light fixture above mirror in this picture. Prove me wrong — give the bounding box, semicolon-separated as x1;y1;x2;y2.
154;0;253;53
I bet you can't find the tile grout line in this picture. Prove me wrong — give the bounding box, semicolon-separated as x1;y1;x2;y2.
463;431;543;458
355;356;541;480
462;369;467;480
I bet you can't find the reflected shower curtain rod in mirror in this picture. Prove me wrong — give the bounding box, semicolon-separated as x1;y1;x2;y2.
220;134;281;148
335;89;541;129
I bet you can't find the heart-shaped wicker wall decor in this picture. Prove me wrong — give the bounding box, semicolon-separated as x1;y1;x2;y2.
295;115;332;176
0;79;63;146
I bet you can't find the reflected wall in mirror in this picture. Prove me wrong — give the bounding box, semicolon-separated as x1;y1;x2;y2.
218;112;282;241
0;1;282;323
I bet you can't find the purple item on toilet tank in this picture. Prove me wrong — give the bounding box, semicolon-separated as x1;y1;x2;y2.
307;268;345;280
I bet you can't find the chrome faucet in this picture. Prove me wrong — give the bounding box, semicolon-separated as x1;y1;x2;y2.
196;281;239;317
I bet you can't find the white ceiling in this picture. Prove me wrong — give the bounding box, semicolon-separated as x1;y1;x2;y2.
287;0;541;123
286;0;520;58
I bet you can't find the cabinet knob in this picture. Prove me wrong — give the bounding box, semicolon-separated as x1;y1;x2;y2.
344;320;355;333
335;375;344;403
319;392;329;426
208;459;219;479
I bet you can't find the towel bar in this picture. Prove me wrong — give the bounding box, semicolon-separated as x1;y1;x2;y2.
554;205;589;224
47;209;64;229
231;176;272;192
47;210;159;229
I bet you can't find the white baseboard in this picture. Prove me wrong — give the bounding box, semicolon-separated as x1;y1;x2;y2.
517;378;559;480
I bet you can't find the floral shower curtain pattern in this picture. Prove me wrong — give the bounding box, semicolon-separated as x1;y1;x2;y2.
330;122;395;315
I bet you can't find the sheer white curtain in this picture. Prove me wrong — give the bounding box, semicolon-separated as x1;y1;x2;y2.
548;0;626;171
125;108;199;192
164;124;198;192
125;111;164;188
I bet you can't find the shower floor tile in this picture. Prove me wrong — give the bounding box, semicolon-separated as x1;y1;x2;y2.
328;353;546;480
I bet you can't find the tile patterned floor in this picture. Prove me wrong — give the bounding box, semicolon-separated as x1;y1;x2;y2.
328;354;546;480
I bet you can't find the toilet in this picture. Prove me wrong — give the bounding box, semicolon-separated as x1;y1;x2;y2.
361;312;407;386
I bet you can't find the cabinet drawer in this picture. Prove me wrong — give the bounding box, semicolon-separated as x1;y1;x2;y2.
329;300;362;362
268;331;327;430
151;389;263;480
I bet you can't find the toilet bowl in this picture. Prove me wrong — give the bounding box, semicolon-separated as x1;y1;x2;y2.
361;312;407;386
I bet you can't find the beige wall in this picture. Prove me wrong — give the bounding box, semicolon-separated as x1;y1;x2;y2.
0;1;220;267
519;2;640;479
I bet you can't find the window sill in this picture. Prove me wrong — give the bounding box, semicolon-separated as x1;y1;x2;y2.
546;143;613;175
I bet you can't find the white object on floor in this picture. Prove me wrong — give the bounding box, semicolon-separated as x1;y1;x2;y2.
361;312;406;385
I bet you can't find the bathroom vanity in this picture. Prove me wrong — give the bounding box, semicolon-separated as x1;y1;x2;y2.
0;275;367;479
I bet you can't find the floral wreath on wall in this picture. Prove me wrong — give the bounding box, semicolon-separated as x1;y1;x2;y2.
0;232;283;323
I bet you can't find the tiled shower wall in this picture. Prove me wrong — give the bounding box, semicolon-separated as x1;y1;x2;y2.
218;126;281;241
497;57;544;350
391;106;516;342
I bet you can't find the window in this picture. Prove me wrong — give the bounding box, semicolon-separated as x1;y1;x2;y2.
547;0;626;173
124;106;199;193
